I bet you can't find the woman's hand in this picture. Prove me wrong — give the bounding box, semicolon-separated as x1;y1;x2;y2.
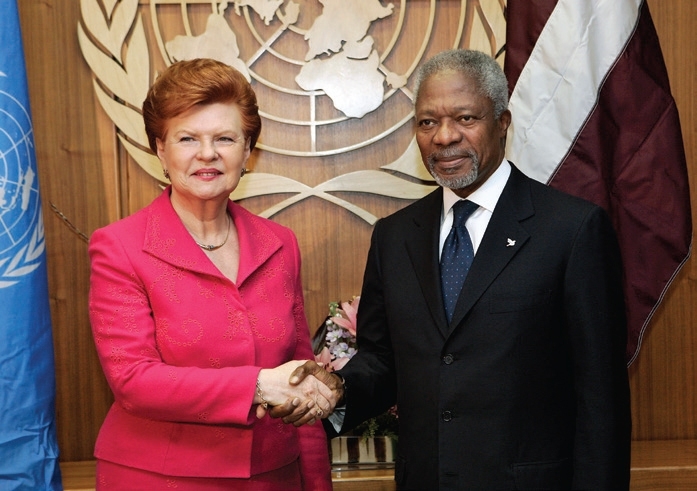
266;361;345;426
255;360;339;423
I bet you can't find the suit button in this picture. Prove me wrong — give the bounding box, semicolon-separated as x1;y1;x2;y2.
442;410;452;421
443;354;454;364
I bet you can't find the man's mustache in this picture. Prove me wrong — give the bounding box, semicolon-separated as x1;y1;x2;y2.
427;147;476;164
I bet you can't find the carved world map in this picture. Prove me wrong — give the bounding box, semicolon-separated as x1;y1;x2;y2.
167;1;405;119
79;0;506;222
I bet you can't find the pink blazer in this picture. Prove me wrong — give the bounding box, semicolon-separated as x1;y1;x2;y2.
88;188;331;488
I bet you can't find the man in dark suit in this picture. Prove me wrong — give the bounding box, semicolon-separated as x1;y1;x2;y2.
274;49;631;490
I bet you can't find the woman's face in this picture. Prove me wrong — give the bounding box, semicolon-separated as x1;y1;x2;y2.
156;101;251;206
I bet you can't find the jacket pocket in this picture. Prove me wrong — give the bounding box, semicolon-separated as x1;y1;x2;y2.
512;457;571;490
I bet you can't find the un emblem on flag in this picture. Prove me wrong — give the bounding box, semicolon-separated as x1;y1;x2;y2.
0;86;45;287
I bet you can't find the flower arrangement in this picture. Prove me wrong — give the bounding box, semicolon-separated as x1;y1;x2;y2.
313;297;359;371
313;296;398;441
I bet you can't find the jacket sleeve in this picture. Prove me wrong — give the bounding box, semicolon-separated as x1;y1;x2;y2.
338;218;398;432
88;226;260;426
564;206;631;490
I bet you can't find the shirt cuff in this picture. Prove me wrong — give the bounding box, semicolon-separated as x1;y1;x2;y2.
328;406;345;433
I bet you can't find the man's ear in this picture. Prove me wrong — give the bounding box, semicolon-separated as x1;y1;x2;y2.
498;109;512;136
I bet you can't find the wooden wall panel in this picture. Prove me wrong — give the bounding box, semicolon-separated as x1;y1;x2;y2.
15;0;696;462
629;0;697;441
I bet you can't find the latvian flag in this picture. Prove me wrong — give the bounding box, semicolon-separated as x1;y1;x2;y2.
504;0;692;364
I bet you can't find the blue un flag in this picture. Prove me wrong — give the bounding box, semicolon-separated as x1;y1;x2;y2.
0;1;62;489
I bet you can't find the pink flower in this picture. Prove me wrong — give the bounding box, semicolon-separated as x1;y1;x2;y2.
315;346;333;370
331;356;351;371
332;296;360;337
314;345;352;371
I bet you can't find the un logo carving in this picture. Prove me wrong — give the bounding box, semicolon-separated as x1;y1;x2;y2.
79;0;505;223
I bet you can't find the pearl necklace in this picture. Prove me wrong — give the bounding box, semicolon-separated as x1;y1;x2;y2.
194;215;231;252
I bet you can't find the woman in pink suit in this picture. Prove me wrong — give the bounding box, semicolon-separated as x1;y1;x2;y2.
88;59;334;490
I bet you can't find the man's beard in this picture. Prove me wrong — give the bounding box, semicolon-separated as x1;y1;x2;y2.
426;148;479;189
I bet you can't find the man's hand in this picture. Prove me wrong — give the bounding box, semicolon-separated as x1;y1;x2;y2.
254;360;341;424
268;360;344;426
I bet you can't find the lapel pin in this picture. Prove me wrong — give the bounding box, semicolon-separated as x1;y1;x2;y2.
507;238;516;247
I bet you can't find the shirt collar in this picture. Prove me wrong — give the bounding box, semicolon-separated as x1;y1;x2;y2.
442;159;511;216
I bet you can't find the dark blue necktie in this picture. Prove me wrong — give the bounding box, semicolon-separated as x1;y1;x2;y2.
440;200;479;322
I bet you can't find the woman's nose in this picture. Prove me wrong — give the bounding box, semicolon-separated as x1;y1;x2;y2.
198;140;218;161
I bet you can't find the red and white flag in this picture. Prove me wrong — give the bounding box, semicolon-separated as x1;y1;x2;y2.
504;0;692;364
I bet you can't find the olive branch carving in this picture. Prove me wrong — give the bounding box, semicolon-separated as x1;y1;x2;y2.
77;0;436;223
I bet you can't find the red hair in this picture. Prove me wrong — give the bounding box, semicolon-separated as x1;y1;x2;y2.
142;59;261;152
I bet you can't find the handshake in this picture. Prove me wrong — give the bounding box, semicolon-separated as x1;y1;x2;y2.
255;360;343;427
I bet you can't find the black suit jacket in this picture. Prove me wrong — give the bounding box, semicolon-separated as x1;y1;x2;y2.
332;164;631;490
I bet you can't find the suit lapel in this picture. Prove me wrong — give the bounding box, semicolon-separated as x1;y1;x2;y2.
448;165;534;332
140;190;282;284
142;190;222;278
233;203;283;287
405;188;451;338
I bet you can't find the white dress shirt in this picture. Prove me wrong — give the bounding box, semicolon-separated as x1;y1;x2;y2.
439;159;511;258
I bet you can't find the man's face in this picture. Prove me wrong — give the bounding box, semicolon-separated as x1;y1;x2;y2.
415;69;511;198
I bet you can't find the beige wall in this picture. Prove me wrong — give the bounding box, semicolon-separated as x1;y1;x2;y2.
16;0;696;462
